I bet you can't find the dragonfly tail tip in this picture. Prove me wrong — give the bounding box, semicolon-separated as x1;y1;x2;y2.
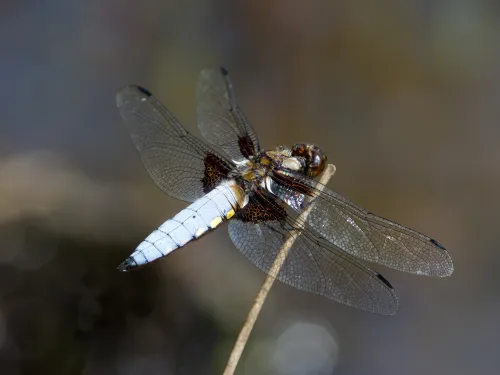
117;257;137;272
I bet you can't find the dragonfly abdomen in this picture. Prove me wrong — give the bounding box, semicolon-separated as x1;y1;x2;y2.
117;181;247;271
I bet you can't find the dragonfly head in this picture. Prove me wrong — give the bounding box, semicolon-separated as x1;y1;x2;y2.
291;143;327;177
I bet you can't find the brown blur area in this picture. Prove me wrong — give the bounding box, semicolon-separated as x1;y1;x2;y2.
0;1;498;374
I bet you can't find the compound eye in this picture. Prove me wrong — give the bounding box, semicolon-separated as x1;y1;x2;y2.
307;146;327;177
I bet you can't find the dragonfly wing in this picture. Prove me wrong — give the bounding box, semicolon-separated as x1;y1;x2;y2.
117;85;235;202
197;67;260;161
228;190;399;315
270;169;454;277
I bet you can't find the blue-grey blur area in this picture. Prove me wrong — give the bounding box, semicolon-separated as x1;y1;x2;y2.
0;0;498;374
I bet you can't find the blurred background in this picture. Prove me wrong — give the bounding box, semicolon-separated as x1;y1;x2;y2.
0;0;498;374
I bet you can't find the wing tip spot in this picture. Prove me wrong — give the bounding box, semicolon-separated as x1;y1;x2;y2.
376;273;394;290
430;238;446;250
220;66;229;76
136;86;152;97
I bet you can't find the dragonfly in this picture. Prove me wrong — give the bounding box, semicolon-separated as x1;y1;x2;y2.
116;67;454;315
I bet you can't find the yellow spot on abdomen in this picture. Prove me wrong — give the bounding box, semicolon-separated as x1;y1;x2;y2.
226;209;235;219
195;227;207;237
210;216;223;228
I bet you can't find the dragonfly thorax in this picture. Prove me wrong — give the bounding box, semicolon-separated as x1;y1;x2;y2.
249;144;328;179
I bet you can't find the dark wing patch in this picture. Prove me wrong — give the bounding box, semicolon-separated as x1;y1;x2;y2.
202;153;233;193
237;190;287;223
238;135;257;159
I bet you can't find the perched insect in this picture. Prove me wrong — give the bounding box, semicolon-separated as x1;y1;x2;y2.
116;68;454;315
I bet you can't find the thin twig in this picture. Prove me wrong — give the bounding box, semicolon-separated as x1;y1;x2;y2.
222;164;336;375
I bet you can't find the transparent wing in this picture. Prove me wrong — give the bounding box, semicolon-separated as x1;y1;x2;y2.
197;67;260;161
270;169;454;277
117;85;235;202
228;192;399;315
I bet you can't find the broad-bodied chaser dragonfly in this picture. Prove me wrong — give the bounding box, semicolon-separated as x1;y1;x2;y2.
116;68;454;315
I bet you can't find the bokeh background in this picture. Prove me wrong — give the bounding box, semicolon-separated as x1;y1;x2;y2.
0;1;498;374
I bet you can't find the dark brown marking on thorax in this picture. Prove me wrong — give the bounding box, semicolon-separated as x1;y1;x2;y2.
201;153;232;193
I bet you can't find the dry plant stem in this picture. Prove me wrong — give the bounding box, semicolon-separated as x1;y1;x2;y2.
222;164;336;375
